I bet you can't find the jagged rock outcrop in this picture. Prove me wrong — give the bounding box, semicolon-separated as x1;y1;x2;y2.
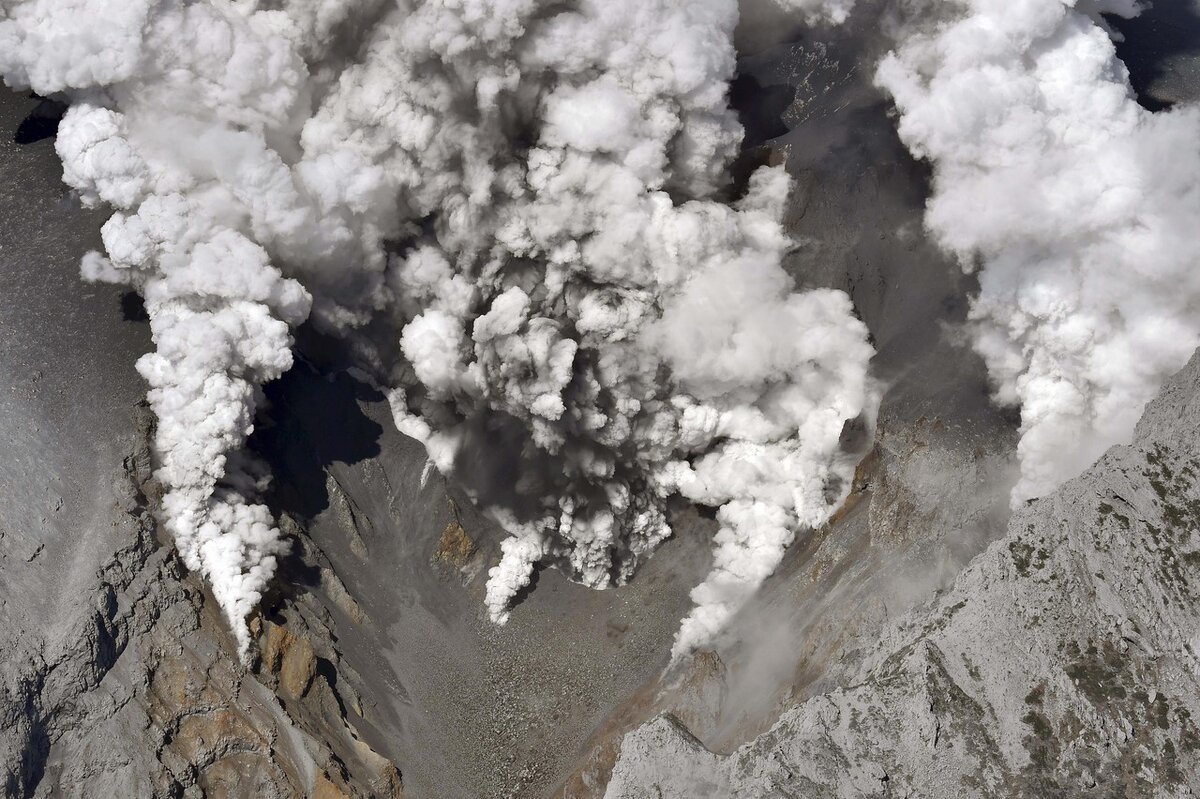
245;355;712;799
6;5;1197;795
0;89;403;799
0;401;404;799
606;350;1200;798
561;22;1017;794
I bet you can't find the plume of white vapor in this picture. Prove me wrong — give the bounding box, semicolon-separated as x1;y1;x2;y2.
876;0;1200;503
734;0;858;52
314;0;875;656
0;0;876;658
0;0;324;657
767;0;856;24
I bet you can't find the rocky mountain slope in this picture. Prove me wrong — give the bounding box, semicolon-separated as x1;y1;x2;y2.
559;17;1020;794
0;79;710;799
0;18;1020;797
607;349;1200;798
0;88;403;799
3;2;1197;796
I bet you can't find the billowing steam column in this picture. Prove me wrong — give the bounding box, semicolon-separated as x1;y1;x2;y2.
0;3;324;659
340;1;877;657
877;0;1200;505
0;0;876;659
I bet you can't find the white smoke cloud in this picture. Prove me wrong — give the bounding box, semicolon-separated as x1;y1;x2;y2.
733;0;856;53
875;0;1200;503
2;0;320;658
766;0;856;24
0;0;875;659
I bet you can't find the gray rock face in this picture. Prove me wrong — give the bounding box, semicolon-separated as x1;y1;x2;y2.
246;354;713;799
0;13;1021;798
607;349;1200;798
562;17;1019;794
4;5;1196;798
0;89;400;799
0;83;706;799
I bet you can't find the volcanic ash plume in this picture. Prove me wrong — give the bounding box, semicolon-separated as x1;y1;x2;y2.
0;0;349;656
0;0;876;658
876;0;1200;503
769;0;856;24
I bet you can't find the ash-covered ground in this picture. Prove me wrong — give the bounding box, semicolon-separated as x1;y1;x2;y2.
228;15;1025;796
0;34;1012;793
0;24;1015;795
1;1;1199;797
0;83;705;799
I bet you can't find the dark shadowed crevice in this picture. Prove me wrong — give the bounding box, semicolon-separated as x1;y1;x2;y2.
1107;3;1200;112
723;69;798;201
120;291;150;323
13;96;65;145
729;72;796;150
250;350;387;599
249;349;385;524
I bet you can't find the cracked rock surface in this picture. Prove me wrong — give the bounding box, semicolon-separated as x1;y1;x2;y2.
607;350;1200;798
4;6;1199;797
0;89;401;799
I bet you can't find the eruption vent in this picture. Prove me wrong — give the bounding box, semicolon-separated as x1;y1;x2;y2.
0;0;875;657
